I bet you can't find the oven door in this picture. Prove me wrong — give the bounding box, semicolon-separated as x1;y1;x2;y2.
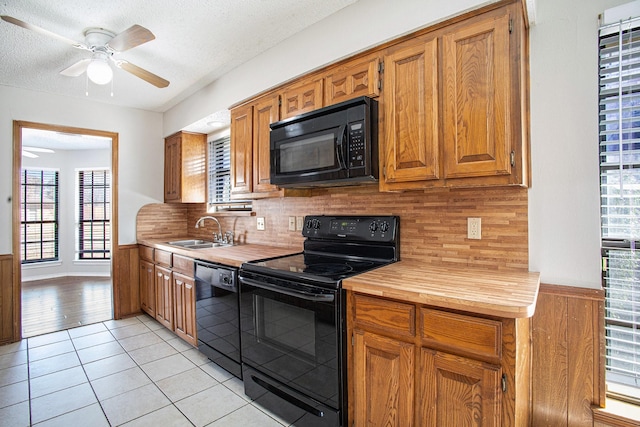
270;123;349;187
239;272;343;425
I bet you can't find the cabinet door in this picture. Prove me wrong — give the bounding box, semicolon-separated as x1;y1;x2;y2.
325;55;381;105
164;134;181;202
155;265;173;330
139;259;156;317
381;36;440;191
420;348;502;427
178;132;206;203
353;329;414;427
252;94;280;193
173;271;197;347
442;10;512;180
230;104;253;196
280;78;323;120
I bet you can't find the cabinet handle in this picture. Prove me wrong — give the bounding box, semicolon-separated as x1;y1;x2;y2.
502;374;507;392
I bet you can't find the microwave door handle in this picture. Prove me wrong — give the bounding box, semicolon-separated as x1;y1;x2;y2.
240;277;335;302
336;124;348;169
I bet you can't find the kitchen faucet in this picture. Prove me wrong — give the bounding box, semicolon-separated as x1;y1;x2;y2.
195;216;223;243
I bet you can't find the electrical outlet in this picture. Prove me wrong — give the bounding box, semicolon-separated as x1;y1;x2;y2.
257;217;265;231
468;217;481;239
296;216;304;231
288;216;296;231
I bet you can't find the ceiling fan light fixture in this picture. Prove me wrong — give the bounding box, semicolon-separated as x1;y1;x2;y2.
87;56;113;85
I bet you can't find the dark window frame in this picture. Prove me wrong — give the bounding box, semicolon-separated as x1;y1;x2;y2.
78;169;111;260
20;169;59;264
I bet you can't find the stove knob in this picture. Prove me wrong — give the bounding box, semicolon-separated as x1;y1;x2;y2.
312;219;321;229
369;222;378;232
305;219;313;229
380;221;390;232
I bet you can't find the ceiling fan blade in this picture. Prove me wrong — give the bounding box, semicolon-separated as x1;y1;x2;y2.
60;58;91;77
1;15;88;50
116;60;169;88
107;24;155;52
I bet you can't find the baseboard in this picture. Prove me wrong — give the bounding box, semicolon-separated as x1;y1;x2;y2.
22;272;111;282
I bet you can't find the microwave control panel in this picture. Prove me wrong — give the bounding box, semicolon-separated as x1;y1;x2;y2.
348;121;365;168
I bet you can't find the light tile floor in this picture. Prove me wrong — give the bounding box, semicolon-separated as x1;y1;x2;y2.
0;314;292;426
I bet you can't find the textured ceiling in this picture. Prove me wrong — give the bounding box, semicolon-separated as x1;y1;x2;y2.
0;0;357;115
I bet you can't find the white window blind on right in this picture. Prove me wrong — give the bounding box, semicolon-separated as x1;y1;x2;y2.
599;15;640;396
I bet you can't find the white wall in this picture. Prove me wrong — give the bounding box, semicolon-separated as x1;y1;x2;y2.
165;0;629;289
163;0;495;135
0;85;164;255
21;148;111;280
528;0;629;288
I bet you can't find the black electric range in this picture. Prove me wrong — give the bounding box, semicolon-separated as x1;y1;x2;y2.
239;215;399;427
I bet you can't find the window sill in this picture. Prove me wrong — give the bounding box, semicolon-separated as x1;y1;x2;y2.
593;399;640;426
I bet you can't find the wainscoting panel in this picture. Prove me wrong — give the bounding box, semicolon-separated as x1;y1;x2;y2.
531;284;605;426
0;254;14;345
114;244;141;319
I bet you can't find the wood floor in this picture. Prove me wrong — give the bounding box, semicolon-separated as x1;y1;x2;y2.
21;276;113;338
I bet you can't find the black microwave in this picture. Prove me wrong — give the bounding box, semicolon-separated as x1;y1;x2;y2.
270;96;378;188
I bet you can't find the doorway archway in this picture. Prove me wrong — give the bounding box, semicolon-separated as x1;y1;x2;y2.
12;121;119;340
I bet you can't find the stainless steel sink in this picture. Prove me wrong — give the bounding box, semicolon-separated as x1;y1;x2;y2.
167;239;229;249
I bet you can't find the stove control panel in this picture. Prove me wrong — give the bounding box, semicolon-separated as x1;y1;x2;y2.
302;215;398;242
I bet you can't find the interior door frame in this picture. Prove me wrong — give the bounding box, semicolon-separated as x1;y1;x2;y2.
12;120;119;341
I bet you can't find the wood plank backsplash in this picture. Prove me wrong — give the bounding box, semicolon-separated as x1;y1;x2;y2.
137;186;528;272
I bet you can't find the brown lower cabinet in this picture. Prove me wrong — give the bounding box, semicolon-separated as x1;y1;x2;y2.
347;292;530;427
139;245;197;347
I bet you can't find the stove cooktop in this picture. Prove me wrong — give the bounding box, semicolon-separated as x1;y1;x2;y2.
246;253;388;283
241;215;399;287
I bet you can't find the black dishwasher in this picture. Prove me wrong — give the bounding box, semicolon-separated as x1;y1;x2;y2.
194;260;241;378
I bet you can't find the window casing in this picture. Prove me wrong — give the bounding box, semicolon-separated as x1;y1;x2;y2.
78;169;111;260
599;16;640;400
20;169;59;263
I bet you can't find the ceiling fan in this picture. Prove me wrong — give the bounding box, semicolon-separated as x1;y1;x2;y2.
1;15;169;88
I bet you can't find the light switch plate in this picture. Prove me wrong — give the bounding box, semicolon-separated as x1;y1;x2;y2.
288;216;296;231
257;217;265;231
296;216;304;231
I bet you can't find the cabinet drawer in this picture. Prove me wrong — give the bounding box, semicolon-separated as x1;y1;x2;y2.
421;308;502;362
154;249;172;267
353;294;415;339
172;254;194;277
139;245;154;262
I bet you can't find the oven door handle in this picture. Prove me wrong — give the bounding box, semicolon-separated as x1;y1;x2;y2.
240;277;335;302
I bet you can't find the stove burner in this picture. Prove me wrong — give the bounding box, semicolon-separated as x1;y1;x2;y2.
304;263;354;276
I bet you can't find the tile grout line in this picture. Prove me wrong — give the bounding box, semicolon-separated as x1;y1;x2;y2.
72;322;119;427
18;315;290;426
105;318;198;426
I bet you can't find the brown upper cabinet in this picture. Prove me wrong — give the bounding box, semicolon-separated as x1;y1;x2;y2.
381;34;440;192
324;54;382;105
164;131;207;203
230;92;309;199
230;104;253;197
380;2;528;191
229;0;529;195
280;77;323;120
252;94;281;194
442;6;521;184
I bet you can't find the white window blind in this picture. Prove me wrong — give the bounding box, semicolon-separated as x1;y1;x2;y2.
599;16;640;393
207;136;251;211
